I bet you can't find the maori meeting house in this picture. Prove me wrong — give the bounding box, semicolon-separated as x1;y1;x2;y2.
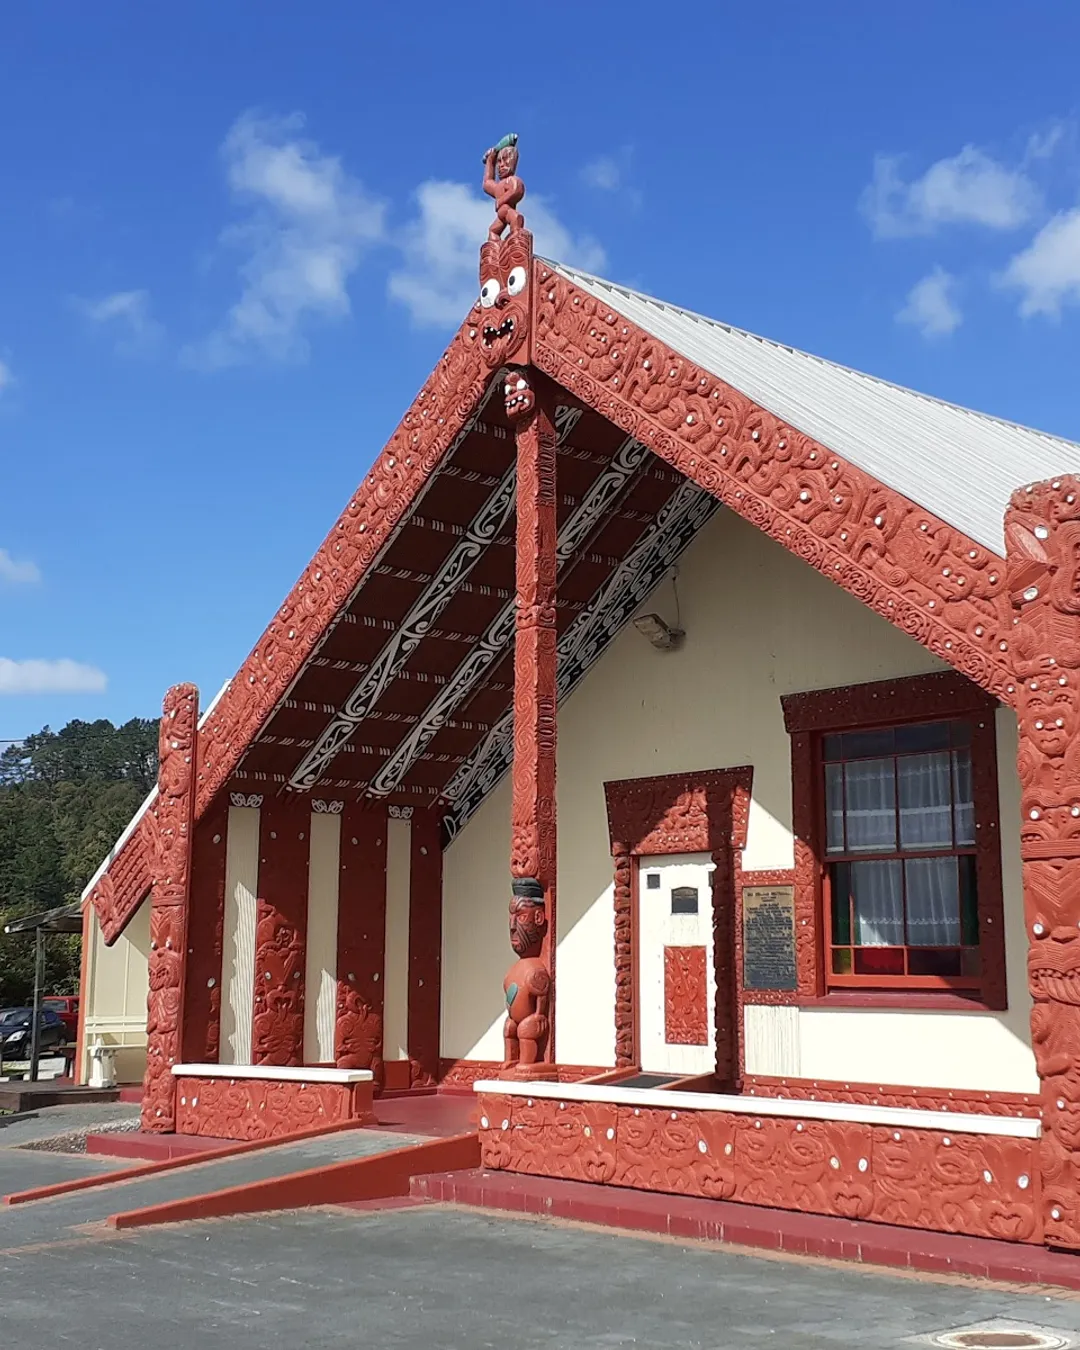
76;139;1080;1254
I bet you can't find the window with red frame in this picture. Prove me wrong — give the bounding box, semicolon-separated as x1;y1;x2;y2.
821;717;983;990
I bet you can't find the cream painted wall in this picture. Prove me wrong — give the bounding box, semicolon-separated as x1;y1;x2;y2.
383;815;412;1064
305;810;341;1063
219;803;259;1066
82;896;151;1083
441;507;1036;1094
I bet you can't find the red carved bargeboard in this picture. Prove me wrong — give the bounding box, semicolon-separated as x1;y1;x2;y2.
664;946;708;1045
476;1092;1042;1244
534;265;1015;707
141;685;199;1133
174;1074;375;1141
90;315;494;945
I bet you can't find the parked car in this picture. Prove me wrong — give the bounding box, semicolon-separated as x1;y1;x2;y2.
42;995;79;1038
0;1008;66;1061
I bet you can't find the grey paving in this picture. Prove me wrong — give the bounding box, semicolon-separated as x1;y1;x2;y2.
0;1128;420;1249
2;1205;1080;1349
0;1100;139;1147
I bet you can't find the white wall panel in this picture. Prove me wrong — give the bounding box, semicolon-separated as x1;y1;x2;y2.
305;810;341;1063
219;804;260;1066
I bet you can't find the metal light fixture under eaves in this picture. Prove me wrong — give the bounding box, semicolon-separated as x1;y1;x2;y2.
632;612;685;651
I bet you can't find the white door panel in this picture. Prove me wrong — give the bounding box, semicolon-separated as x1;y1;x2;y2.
638;852;715;1075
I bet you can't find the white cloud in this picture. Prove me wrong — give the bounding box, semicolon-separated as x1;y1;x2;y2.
0;658;107;695
582;156;623;192
1025;120;1071;163
861;146;1039;238
0;550;41;585
896;267;962;337
184;111;386;369
77;289;163;355
388;181;607;328
1000;206;1080;317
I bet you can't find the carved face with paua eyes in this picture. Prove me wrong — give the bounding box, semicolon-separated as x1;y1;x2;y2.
476;228;532;369
503;368;534;423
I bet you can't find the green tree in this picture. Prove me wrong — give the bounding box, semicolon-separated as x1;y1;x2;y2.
0;716;158;1006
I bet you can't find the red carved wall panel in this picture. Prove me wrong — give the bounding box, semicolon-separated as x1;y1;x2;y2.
182;798;228;1063
604;768;752;1074
174;1074;375;1141
141;684;198;1133
534;265;1015;707
1006;473;1080;1249
408;808;442;1087
335;803;387;1090
251;798;309;1066
664;946;708;1045
476;1092;1042;1245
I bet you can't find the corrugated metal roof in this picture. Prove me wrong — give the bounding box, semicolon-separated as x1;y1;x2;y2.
551;262;1080;556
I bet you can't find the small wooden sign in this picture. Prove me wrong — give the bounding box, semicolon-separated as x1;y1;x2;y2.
742;884;797;991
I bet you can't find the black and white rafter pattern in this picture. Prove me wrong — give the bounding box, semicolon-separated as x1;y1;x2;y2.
441;481;721;842
288;458;517;791
366;431;649;799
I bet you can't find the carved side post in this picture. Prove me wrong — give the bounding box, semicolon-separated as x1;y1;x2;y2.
1006;475;1080;1248
142;683;198;1132
503;368;558;1075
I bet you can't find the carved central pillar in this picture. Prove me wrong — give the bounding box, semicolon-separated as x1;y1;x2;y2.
142;683;199;1132
504;368;558;1075
1006;474;1080;1249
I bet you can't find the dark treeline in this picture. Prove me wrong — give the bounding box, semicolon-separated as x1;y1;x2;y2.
0;718;158;1006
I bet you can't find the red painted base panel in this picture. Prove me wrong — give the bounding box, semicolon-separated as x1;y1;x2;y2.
413;1169;1080;1292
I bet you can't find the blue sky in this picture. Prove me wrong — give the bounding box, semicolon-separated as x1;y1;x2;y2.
2;1;1079;741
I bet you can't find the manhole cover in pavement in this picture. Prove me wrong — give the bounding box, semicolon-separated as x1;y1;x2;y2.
910;1322;1078;1350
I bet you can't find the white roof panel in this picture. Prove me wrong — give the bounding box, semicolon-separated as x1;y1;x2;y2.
551;263;1080;556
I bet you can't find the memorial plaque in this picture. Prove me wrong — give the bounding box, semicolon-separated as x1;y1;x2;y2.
742;884;797;991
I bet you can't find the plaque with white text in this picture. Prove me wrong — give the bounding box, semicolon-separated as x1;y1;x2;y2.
742;885;797;992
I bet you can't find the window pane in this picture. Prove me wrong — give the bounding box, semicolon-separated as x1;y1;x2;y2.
895;722;951;753
850;859;904;945
825;762;845;853
832;947;853;974
959;854;979;946
822;734;844;762
950;719;973;747
830;863;852;944
961;946;981;976
898;751;953;850
905;856;960;945
841;728;895;759
854;946;905;975
844;759;897;852
953;748;975;846
908;947;963;976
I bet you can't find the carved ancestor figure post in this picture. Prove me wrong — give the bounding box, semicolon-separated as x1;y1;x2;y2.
503;358;559;1074
483;133;525;242
1006;473;1080;1250
502;879;552;1071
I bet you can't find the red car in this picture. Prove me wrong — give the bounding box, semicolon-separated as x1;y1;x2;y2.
42;996;79;1039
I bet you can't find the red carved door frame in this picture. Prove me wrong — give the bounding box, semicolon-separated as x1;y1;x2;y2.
604;768;752;1081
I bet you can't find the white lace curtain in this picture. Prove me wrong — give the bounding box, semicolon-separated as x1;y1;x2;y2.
825;749;974;947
